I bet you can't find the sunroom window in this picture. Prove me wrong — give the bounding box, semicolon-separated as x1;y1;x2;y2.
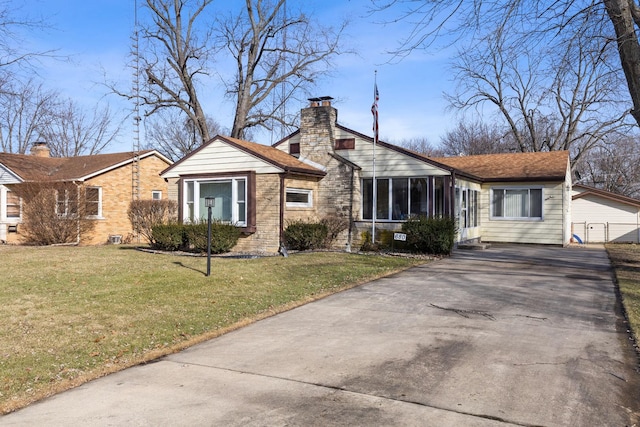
491;188;543;219
363;177;429;220
184;178;247;226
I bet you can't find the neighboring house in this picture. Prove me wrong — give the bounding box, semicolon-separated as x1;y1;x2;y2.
571;184;640;243
161;98;573;253
0;143;172;244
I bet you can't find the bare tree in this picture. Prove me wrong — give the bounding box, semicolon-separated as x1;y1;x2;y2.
575;134;640;198
602;0;640;127
39;99;121;157
145;109;223;161
0;78;57;153
218;0;347;139
132;0;214;145
445;18;630;166
0;3;58;76
372;0;640;128
11;181;96;245
395;137;443;156
439;120;514;156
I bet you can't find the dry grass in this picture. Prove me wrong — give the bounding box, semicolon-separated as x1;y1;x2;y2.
606;244;640;347
0;245;425;414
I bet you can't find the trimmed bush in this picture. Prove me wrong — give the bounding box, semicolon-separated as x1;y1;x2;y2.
151;222;240;254
401;216;456;255
183;222;240;254
151;224;184;251
284;219;328;251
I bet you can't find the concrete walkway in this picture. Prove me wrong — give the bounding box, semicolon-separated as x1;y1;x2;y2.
3;244;639;426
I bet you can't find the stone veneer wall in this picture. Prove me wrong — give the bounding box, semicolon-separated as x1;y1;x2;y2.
295;103;363;251
283;175;320;224
233;173;282;253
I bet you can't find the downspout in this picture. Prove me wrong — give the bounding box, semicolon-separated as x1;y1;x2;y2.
278;173;287;256
347;165;354;252
450;171;456;219
74;181;81;245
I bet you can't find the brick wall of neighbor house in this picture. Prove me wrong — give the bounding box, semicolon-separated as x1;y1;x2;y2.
84;155;169;245
234;173;282;253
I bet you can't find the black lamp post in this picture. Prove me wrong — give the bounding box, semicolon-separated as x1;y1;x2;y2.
205;197;215;277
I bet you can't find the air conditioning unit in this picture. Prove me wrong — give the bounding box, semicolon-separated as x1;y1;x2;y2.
108;234;122;244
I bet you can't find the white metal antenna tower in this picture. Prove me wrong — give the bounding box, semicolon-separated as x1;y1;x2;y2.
131;0;141;201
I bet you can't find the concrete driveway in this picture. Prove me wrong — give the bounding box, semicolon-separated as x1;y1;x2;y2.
3;244;639;426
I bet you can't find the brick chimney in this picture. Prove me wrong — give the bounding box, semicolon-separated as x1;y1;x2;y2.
30;142;50;158
298;97;337;167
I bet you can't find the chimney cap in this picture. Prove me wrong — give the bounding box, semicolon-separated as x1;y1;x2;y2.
308;96;333;102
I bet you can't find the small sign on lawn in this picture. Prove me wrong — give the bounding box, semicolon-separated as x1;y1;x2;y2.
393;232;407;241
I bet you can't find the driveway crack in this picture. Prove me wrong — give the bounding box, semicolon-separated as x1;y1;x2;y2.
169;359;542;427
430;303;495;320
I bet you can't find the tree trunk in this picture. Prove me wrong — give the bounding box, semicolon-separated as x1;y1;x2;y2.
603;0;640;126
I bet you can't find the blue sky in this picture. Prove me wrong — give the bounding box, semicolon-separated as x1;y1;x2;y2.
19;0;459;153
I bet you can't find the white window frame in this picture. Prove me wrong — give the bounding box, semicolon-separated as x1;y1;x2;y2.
455;187;479;229
56;188;76;218
285;188;313;208
490;187;544;221
3;189;21;220
362;177;433;221
85;186;103;218
152;190;162;200
183;177;247;226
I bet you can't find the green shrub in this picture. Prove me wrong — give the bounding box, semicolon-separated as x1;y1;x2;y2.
284;219;328;250
184;222;240;254
151;224;184;251
402;216;456;255
152;222;240;253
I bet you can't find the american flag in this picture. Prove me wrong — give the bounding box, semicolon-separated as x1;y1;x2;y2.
371;83;379;142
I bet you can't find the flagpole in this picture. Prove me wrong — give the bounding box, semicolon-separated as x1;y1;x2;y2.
371;71;378;245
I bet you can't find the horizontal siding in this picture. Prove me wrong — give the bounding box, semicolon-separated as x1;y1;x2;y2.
456;179;481;191
163;140;282;178
571;192;639;243
0;165;20;184
480;181;565;245
572;194;638;223
333;130;450;176
276;129;450;177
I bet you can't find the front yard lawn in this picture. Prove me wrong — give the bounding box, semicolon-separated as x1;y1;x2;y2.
0;245;425;414
606;244;640;350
